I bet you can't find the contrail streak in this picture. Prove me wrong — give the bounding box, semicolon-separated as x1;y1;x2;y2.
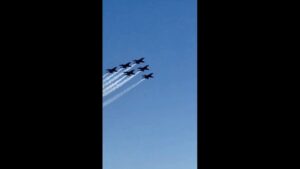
103;64;136;89
103;71;141;97
103;75;127;94
103;68;123;83
103;70;125;88
103;73;109;79
103;79;145;107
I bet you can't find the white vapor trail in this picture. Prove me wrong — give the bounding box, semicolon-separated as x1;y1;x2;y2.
103;75;127;94
103;73;109;79
103;68;123;83
103;64;136;89
103;79;145;107
103;71;141;97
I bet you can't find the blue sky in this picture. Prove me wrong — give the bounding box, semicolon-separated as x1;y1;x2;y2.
103;0;197;168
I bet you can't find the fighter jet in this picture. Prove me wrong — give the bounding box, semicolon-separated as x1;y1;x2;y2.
120;62;131;69
124;70;135;76
133;57;145;64
106;67;117;73
143;73;153;79
138;65;149;72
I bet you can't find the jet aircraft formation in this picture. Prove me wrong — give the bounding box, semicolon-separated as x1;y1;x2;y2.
105;58;153;79
103;57;154;107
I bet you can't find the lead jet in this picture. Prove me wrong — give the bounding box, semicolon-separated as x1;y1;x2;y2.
133;57;145;64
124;70;135;76
143;73;153;79
120;62;131;69
106;67;117;73
138;65;149;72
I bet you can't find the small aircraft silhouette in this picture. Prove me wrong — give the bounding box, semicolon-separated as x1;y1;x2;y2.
143;73;153;79
124;70;135;76
133;57;145;64
106;67;117;73
120;62;131;68
138;65;149;72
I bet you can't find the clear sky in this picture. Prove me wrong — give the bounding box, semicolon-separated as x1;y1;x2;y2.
103;0;197;168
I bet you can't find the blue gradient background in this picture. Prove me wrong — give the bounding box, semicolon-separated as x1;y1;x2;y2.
103;0;197;168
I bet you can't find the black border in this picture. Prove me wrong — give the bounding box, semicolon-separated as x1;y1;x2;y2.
197;0;296;168
5;1;103;168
